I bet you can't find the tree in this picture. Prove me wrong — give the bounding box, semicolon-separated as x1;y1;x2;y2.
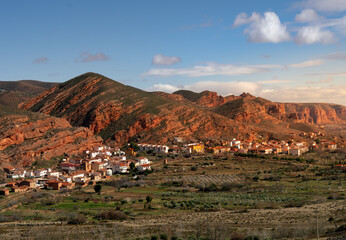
129;162;135;170
146;195;152;204
94;184;102;194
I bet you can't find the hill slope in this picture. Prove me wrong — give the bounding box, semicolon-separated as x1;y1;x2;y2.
173;90;346;125
0;80;58;107
20;73;346;144
20;73;251;144
0;80;58;93
0;104;102;166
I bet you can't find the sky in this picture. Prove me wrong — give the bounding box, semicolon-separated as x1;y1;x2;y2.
1;0;346;105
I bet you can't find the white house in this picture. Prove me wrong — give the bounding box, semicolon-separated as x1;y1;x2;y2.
69;171;86;182
60;175;72;183
135;157;151;166
48;171;60;178
137;164;151;172
25;171;35;178
112;162;128;174
8;169;26;179
34;169;48;178
230;139;241;148
138;144;169;154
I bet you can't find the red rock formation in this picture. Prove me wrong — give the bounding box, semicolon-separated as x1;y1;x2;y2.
0;113;102;166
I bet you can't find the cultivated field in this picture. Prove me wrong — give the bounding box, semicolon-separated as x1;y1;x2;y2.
0;150;345;239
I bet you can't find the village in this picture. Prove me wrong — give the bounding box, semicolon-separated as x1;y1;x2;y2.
0;134;342;197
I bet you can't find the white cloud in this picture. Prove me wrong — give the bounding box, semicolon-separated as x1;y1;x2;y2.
289;59;324;68
152;54;181;66
295;26;336;44
322;52;346;60
147;81;346;105
300;0;346;12
75;52;110;63
233;11;291;43
259;84;346;105
144;62;280;77
295;9;322;23
257;79;293;84
147;81;261;96
306;77;333;84
147;84;179;93
233;13;259;27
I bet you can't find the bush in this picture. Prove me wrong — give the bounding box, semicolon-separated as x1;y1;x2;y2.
94;184;102;194
160;234;168;240
252;176;260;182
97;210;127;220
67;213;86;224
146;195;153;203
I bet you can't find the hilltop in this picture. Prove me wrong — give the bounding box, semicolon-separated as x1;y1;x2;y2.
0;80;58;107
19;72;346;144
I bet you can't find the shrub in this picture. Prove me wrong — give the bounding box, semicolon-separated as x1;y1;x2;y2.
146;195;153;203
94;184;102;194
97;210;127;220
67;213;86;224
252;175;260;182
160;234;168;240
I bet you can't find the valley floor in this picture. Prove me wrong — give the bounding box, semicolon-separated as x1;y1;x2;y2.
0;150;345;239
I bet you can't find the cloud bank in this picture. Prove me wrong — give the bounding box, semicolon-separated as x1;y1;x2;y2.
152;54;181;66
147;80;345;105
144;62;281;77
75;52;110;63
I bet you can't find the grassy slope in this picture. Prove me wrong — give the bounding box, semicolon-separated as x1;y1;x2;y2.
0;80;58;93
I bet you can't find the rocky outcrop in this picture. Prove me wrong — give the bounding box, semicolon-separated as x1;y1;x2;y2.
0;108;102;166
174;90;239;107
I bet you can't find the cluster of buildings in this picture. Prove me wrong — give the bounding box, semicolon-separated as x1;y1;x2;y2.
0;137;340;197
1;146;152;195
170;138;338;156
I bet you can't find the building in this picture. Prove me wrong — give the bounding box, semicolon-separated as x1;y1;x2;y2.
34;169;48;178
289;148;301;156
111;162;128;174
187;143;205;153
258;148;273;155
46;180;63;190
138;144;170;154
137;164;151;172
48;171;60;178
60;163;80;173
328;143;337;149
0;189;9;196
19;179;36;188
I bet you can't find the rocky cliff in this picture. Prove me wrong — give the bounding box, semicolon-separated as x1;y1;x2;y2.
0;104;102;166
174;90;345;125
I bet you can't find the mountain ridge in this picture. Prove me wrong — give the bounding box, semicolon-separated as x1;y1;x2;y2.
19;72;345;144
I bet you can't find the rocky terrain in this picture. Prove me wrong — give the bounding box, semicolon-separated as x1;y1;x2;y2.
18;72;346;145
174;90;346;125
0;104;102;166
19;73;253;144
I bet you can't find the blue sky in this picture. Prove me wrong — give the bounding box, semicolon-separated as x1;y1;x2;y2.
1;0;345;104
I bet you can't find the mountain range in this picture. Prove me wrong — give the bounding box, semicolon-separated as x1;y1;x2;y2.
0;72;345;165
